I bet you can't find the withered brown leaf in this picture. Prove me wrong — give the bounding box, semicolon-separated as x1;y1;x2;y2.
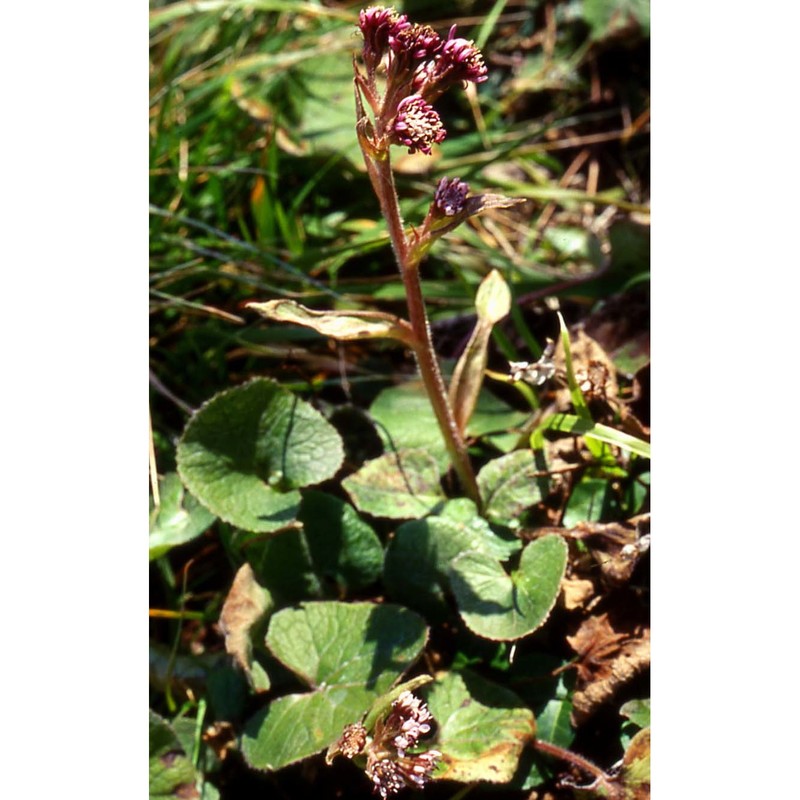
218;563;273;688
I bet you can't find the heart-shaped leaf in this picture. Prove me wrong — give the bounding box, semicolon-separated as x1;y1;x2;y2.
449;534;568;640
426;670;536;784
342;448;445;519
176;378;344;533
241;601;427;771
477;449;550;527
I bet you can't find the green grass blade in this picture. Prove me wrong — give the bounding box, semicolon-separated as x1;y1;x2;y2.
557;311;591;422
533;413;651;460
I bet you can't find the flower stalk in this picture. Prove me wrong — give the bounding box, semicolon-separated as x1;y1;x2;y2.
354;6;490;507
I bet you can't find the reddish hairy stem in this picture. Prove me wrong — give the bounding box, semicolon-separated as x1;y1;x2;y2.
533;739;620;797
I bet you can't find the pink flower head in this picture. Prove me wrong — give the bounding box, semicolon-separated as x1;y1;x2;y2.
395;749;441;788
388;22;442;61
367;759;406;799
434;177;470;216
391;95;446;155
329;690;440;799
437;25;488;85
384;690;434;754
359;6;410;72
367;751;441;798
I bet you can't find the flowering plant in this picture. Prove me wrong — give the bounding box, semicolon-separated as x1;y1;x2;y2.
326;690;442;798
155;6;651;800
348;6;521;507
249;5;522;507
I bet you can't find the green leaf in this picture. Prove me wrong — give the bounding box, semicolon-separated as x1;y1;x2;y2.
557;311;593;424
563;477;610;528
620;698;651;730
241;601;428;771
537;692;574;749
370;382;529;472
298;491;383;591
149;710;198;799
176;378;344;533
426;670;536;784
384;499;520;618
247;299;414;345
533;412;651;459
245;529;324;603
627;470;650;514
449;534;568;641
149;473;216;560
507;653;575;749
369;382;448;470
466;392;530;438
477;449;550;527
505;654;575;790
342;448;445;519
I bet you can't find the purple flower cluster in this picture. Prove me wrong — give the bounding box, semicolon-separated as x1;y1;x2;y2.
327;690;441;799
368;751;441;799
434;176;470;217
391;95;446;155
357;6;488;156
376;690;435;755
359;6;410;73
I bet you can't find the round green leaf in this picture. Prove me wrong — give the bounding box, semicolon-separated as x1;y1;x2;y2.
176;378;344;533
242;601;428;771
449;534;568;640
426;670;536;784
342;448;445;519
266;601;427;688
477;449;550;527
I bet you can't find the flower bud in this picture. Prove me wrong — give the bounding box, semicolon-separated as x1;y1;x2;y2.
434;177;470;216
359;6;410;73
